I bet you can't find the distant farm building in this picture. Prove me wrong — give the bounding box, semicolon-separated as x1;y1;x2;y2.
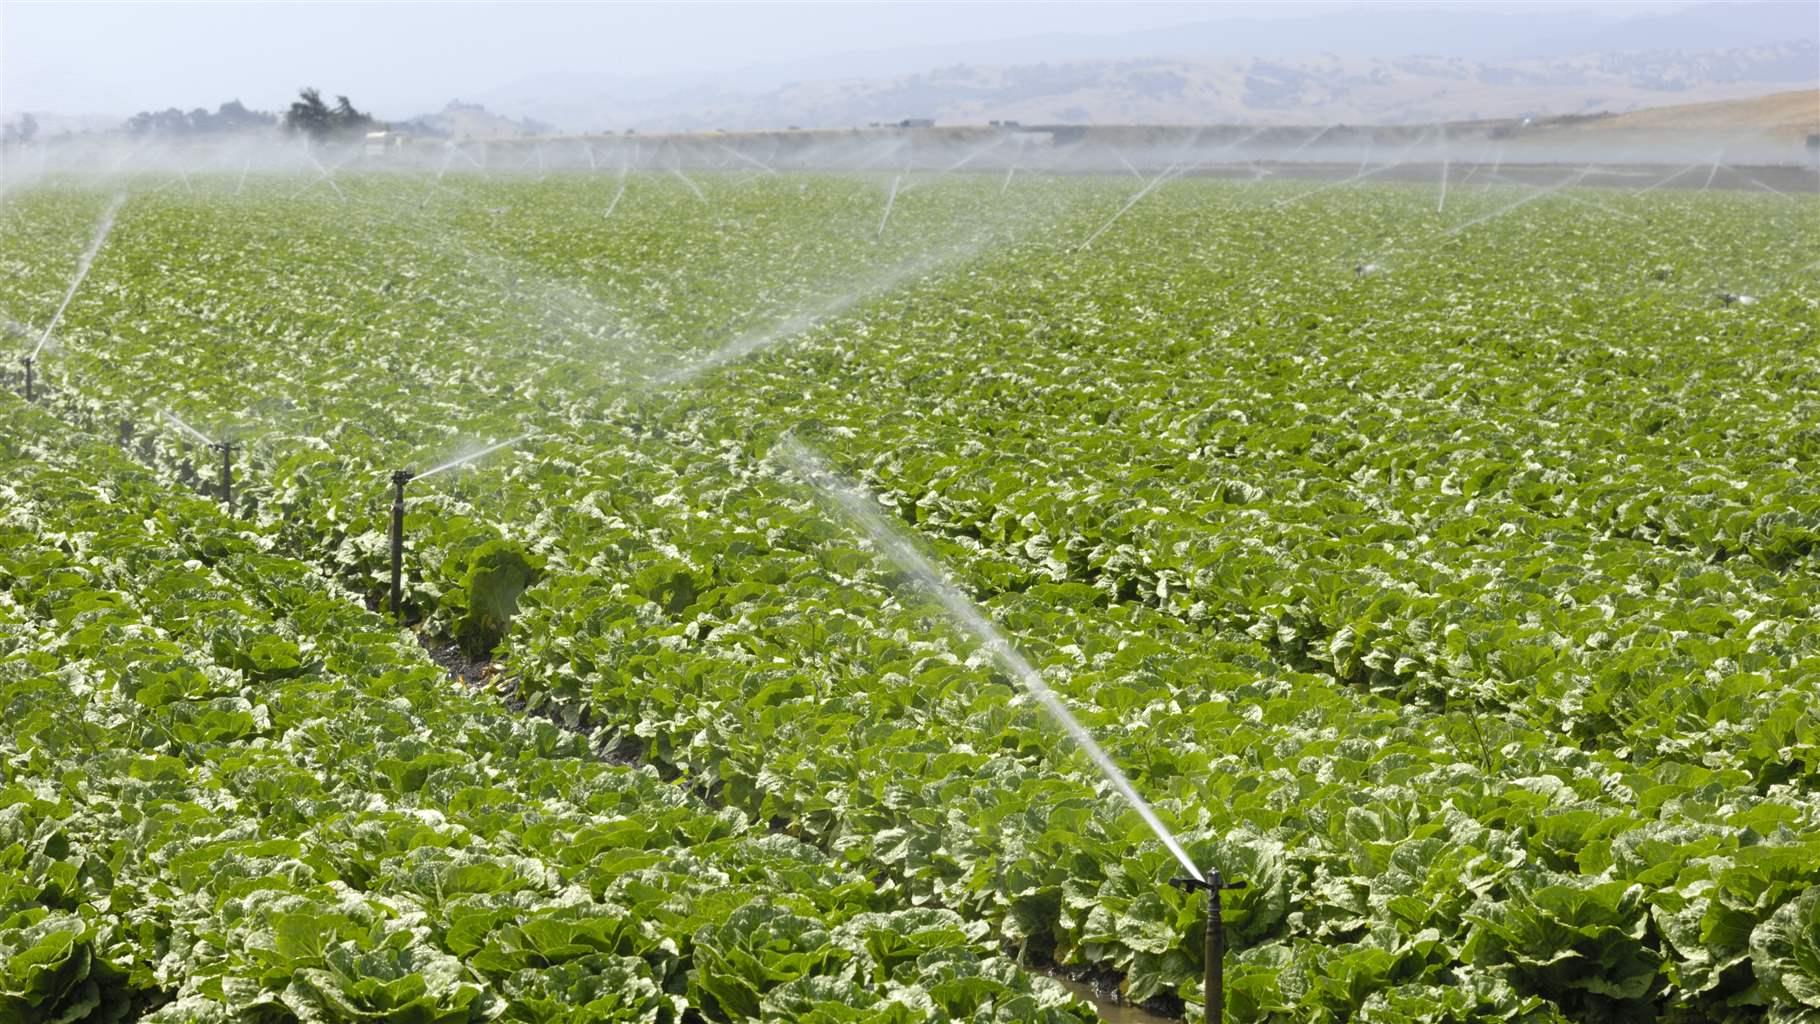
898;118;935;129
364;131;406;157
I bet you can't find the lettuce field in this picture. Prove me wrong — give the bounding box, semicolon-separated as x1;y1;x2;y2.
2;167;1818;1023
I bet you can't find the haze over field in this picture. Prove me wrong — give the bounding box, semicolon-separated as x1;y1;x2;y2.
2;0;1816;133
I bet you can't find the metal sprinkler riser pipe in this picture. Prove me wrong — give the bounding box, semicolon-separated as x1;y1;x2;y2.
390;470;414;623
1172;871;1248;1024
209;441;240;512
21;357;33;402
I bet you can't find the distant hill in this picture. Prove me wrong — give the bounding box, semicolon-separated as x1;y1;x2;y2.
393;101;551;140
1555;87;1819;140
491;40;1817;134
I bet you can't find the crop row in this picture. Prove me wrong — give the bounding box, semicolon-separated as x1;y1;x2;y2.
3;173;1819;1020
0;392;1092;1022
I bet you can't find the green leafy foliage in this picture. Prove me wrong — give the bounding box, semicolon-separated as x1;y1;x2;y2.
2;170;1817;1022
452;540;540;658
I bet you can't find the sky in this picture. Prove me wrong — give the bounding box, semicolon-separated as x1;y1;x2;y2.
0;1;1697;119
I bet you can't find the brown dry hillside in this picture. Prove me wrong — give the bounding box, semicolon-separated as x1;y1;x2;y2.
1587;89;1819;140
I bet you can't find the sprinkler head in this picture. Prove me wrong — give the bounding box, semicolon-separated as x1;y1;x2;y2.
1171;874;1247;894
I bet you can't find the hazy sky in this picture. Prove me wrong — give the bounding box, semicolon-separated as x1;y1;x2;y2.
0;1;1699;118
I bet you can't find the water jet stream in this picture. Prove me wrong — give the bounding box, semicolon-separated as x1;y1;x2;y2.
901;136;1009;195
30;193;126;361
877;174;903;240
413;432;533;481
717;142;776;176
305;151;348;200
1487;172;1639;221
853;139;905;172
161;409;216;447
650;243;972;389
779;438;1204;882
604;172;630;220
1700;152;1724;192
670;166;707;202
1723;166;1792;198
1284;124;1335;158
1433;165;1591;241
939;136;1005;175
1634;161;1703;195
1272;130;1429;209
1111;146;1143;180
1077;163;1181;251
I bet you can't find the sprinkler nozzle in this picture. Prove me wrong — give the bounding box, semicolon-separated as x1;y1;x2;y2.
1171;873;1247;894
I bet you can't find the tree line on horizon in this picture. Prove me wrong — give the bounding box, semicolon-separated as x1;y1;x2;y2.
122;89;377;143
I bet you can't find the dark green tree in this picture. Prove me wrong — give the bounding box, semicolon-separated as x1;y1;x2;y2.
283;88;378;143
333;95;375;135
284;88;335;140
130;101;267;136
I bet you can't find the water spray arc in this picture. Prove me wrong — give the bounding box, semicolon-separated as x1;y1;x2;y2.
670;166;707;203
1635;160;1704;196
779;438;1205;876
161;409;216;447
413;433;532;481
384;433;532;624
160;410;240;511
30;194;127;364
1700;151;1725;192
780;437;1243;1016
1077;163;1183;252
605;169;630;220
877;174;903;240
